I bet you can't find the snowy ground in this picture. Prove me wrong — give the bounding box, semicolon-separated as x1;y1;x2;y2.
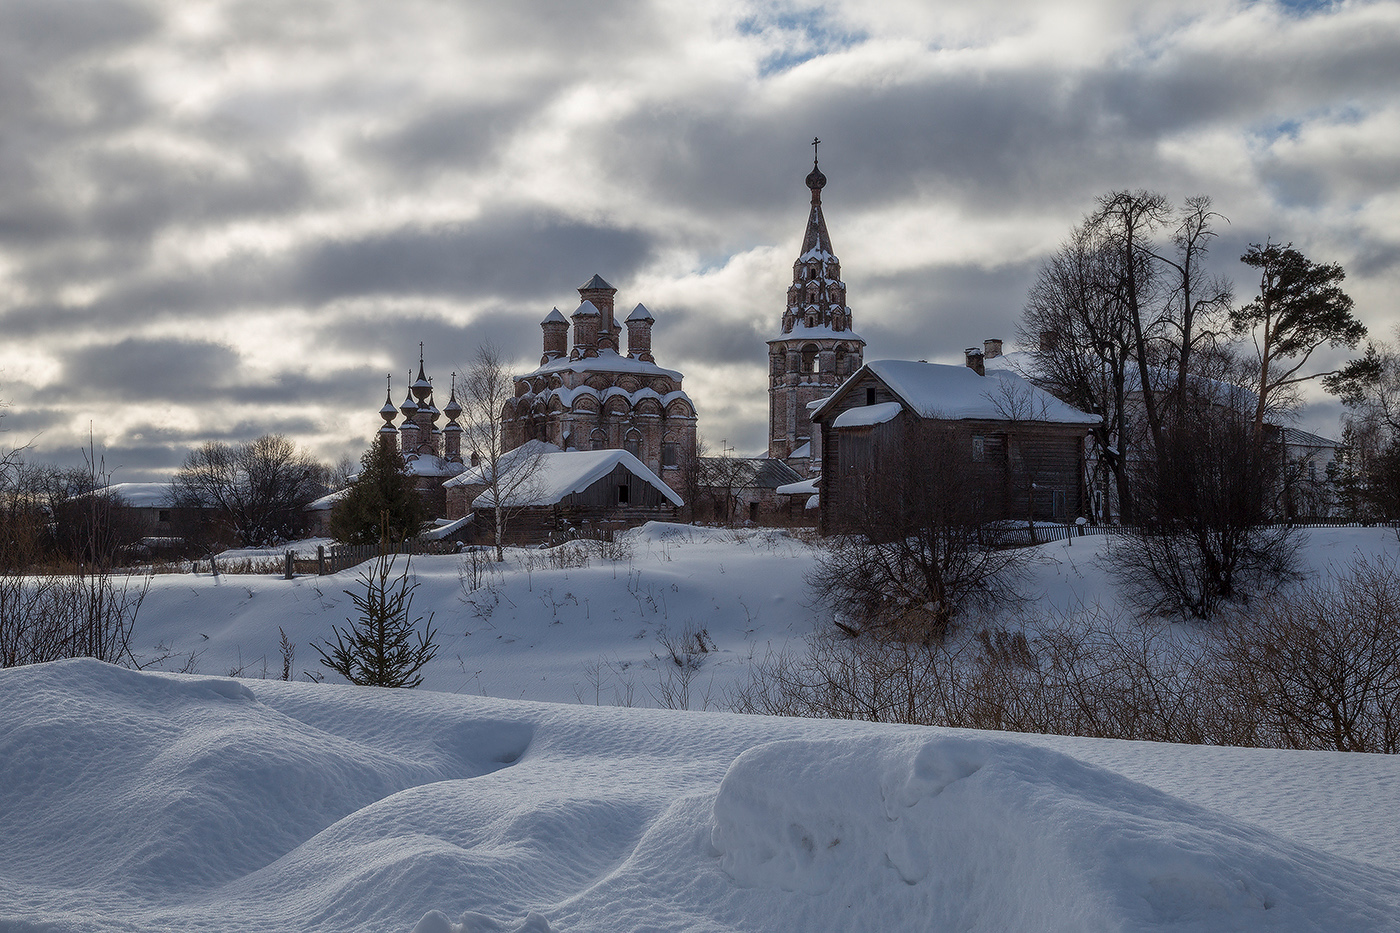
3;658;1399;933
4;525;1400;932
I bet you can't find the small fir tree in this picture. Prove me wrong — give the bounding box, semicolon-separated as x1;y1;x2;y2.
313;544;438;688
329;442;426;544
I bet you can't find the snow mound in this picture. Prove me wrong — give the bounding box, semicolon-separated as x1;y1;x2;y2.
0;659;533;898
710;733;1400;931
413;909;554;933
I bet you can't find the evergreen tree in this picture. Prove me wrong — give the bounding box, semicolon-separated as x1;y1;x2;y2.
328;443;426;544
313;547;438;688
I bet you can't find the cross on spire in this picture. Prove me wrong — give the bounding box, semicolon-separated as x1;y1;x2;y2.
811;136;821;166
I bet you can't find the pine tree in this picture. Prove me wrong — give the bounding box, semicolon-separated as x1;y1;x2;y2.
313;546;438;688
328;443;426;544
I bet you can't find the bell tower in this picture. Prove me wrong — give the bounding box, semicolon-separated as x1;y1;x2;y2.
767;140;864;473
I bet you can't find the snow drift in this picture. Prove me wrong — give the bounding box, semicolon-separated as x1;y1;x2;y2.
3;658;1398;933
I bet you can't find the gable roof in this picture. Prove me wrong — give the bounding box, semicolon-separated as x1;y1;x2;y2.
812;360;1097;426
695;457;802;490
451;446;683;508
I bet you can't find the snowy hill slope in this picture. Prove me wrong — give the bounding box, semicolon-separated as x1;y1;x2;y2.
2;658;1398;933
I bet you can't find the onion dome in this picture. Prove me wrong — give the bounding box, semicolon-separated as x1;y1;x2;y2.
400;373;419;418
411;353;433;403
422;392;441;426
443;374;463;421
379;375;398;425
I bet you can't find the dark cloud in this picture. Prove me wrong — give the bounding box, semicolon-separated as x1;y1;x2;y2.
60;337;240;403
357;98;539;175
292;210;655;306
0;0;157;63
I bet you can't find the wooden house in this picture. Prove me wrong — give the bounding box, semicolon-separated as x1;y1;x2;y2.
809;358;1097;535
444;444;682;545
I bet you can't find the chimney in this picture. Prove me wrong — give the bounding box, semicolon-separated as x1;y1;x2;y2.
965;347;985;376
984;338;1002;360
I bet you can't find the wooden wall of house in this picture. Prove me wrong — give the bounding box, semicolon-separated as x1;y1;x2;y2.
557;463;677;510
818;401;1087;534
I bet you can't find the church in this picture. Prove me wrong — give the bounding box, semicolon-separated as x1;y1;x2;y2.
499;274;698;498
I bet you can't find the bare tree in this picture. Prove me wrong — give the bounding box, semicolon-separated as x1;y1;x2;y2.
171;434;321;547
811;420;1030;642
1109;387;1300;620
458;343;547;561
1020;223;1138;522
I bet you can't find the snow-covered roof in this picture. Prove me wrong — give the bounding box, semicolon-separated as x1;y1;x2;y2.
542;307;568;325
405;454;466;478
421;514;474;540
306;488;350;512
814;360;1098;426
775;477;818;496
571;300;600;318
789;441;811;459
97;482;176;508
768;322;864;344
465;448;683;509
832;401;902;428
579;273;614;291
626;302;653;322
446;440;563;487
519;349;684;382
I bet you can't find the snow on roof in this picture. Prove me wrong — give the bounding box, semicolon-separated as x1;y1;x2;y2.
468;448;683;509
405;454;466;478
306;488;350;511
815;360;1098;425
445;440;563;487
579;273;614;291
776;477;818;496
832;401;902;428
421;514;474;540
542;307;568;324
571;300;600;317
97;482;176;508
520;349;684;382
626;302;653;322
767;322;864;344
789;441;811;459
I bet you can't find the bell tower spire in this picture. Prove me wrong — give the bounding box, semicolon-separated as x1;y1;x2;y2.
766;143;864;474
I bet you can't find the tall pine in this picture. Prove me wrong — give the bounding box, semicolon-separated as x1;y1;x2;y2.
329;442;427;544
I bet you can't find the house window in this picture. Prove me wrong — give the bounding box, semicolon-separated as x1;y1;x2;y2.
662;442;679;467
972;436;985;462
865;387;876;406
158;509;171;523
618;484;630;505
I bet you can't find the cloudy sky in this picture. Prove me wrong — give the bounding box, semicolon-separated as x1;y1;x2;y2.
2;0;1398;479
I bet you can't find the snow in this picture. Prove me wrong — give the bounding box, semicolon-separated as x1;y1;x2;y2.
775;477;818;496
831;400;902;427
453;447;683;508
521;348;684;382
816;359;1098;425
99;481;175;507
4;526;1400;932
767;321;863;343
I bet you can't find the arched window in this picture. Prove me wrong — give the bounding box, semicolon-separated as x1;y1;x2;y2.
801;344;819;374
624;430;643;459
